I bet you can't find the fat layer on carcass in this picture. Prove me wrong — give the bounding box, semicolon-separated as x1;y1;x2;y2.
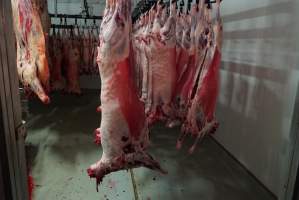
64;30;82;95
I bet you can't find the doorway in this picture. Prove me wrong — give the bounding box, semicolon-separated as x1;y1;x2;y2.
292;167;299;200
0;0;29;199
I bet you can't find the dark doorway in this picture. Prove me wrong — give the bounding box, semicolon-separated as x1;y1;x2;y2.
0;102;13;200
293;166;299;200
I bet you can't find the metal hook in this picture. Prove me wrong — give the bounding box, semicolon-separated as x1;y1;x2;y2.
180;0;184;13
196;0;199;11
205;0;212;9
187;0;192;12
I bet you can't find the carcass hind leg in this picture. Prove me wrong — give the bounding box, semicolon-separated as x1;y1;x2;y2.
87;151;167;189
188;120;219;154
176;125;189;150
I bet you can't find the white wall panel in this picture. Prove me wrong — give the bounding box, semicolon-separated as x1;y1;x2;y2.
215;0;299;197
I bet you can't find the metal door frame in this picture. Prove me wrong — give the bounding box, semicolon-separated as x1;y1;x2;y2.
0;0;29;200
0;104;12;200
285;85;299;200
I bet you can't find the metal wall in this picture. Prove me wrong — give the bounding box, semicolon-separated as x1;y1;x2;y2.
0;107;9;200
0;164;5;200
215;0;299;198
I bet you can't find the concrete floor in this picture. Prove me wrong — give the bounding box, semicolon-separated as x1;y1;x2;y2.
25;90;275;200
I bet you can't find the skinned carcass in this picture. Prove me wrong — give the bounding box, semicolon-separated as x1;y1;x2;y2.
49;29;65;91
175;13;184;64
62;29;82;95
91;28;100;74
35;0;51;35
175;13;192;106
132;10;153;113
178;0;223;153
132;0;223;152
11;0;50;104
82;28;92;74
144;1;177;124
89;0;223;188
88;0;165;187
174;5;201;120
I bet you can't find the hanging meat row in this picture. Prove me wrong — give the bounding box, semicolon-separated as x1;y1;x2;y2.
48;25;99;94
88;0;223;187
12;0;223;190
133;0;222;153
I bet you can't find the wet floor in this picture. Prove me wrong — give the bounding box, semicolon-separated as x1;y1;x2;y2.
25;90;275;200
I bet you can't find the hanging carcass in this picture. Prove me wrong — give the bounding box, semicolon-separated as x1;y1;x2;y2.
11;0;50;104
88;0;223;188
88;0;166;187
133;1;178;124
178;0;223;153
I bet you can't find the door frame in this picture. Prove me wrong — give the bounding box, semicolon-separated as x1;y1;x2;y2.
284;80;299;200
0;104;13;200
0;0;29;200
